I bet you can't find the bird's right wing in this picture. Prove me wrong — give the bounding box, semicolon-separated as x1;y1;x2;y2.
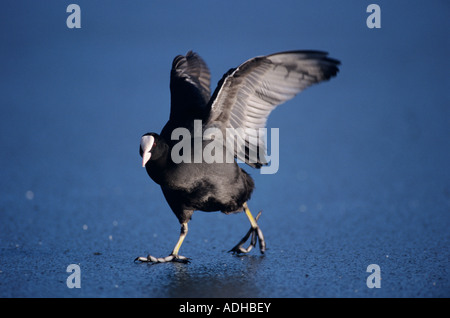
169;51;211;124
205;50;340;167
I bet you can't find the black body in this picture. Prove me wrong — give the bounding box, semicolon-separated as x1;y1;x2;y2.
141;133;254;224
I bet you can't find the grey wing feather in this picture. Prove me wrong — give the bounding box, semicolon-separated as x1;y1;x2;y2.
206;50;340;168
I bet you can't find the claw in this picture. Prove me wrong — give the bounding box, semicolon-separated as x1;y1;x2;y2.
256;227;266;253
134;254;190;264
229;210;265;255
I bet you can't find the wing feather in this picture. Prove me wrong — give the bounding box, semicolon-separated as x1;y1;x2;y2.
206;50;340;167
168;51;211;124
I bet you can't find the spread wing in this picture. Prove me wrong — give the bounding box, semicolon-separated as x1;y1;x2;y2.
205;50;340;167
168;51;211;125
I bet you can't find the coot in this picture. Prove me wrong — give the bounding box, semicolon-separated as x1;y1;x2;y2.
136;50;340;263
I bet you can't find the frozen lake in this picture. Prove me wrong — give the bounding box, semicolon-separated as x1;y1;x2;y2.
1;1;449;298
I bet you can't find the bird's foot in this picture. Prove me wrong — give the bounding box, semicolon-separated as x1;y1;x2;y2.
228;211;265;255
134;253;190;264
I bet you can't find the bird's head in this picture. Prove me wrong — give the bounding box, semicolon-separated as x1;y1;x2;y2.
140;133;159;167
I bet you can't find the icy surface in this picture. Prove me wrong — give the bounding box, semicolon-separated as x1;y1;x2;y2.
0;1;449;297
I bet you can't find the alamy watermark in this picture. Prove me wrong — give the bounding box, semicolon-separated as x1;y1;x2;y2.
66;264;81;288
66;4;81;29
170;120;279;174
366;264;381;288
366;4;381;29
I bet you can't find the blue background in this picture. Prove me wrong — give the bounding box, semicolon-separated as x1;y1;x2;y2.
0;1;449;297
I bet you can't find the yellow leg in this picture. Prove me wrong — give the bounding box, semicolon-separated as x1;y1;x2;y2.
243;202;258;229
171;222;188;256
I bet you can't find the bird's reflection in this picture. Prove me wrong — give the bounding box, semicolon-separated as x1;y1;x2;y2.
142;254;265;297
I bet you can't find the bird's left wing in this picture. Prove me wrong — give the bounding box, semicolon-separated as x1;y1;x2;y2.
205;50;340;167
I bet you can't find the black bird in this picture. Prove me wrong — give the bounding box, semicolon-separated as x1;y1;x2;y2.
136;50;340;263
